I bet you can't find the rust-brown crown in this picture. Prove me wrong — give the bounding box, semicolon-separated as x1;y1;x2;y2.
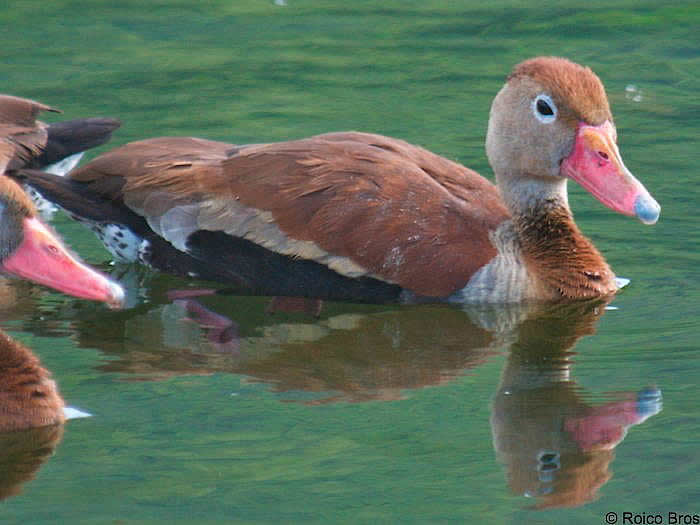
508;56;612;126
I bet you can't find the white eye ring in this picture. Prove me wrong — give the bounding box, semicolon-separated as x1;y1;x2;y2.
532;94;557;124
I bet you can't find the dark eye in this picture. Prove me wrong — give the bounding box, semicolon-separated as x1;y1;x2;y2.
532;94;558;123
537;99;554;116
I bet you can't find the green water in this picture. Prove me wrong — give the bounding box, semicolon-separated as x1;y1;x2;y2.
1;1;699;523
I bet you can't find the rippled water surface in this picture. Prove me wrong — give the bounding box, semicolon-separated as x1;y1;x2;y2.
1;1;698;523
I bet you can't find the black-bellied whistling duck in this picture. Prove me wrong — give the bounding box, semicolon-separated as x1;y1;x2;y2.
14;57;660;303
0;330;65;431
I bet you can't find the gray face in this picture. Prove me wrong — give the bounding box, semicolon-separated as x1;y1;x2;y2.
0;200;24;263
485;77;577;181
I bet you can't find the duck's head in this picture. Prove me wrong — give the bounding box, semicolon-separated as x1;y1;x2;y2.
486;56;660;225
0;176;124;308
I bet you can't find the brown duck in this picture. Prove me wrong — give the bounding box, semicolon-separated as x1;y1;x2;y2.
14;57;660;303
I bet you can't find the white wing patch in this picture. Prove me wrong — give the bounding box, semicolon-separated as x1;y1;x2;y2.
25;184;59;220
198;198;372;279
149;204;201;252
44;152;84;176
135;197;378;281
29;153;86;220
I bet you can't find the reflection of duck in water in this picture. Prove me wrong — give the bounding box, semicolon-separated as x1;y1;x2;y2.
73;289;501;401
58;275;651;428
0;425;64;502
490;300;662;508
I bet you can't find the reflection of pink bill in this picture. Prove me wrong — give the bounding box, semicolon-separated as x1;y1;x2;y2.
567;388;662;451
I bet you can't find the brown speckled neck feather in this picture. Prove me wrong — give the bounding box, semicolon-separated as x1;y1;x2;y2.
515;203;616;299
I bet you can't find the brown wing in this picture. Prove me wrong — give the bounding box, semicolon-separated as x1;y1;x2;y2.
70;136;232;187
0;141;13;173
0;94;60;171
216;132;510;296
69;136;234;210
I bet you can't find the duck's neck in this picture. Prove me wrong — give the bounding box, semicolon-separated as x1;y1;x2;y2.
497;175;616;299
496;175;571;217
